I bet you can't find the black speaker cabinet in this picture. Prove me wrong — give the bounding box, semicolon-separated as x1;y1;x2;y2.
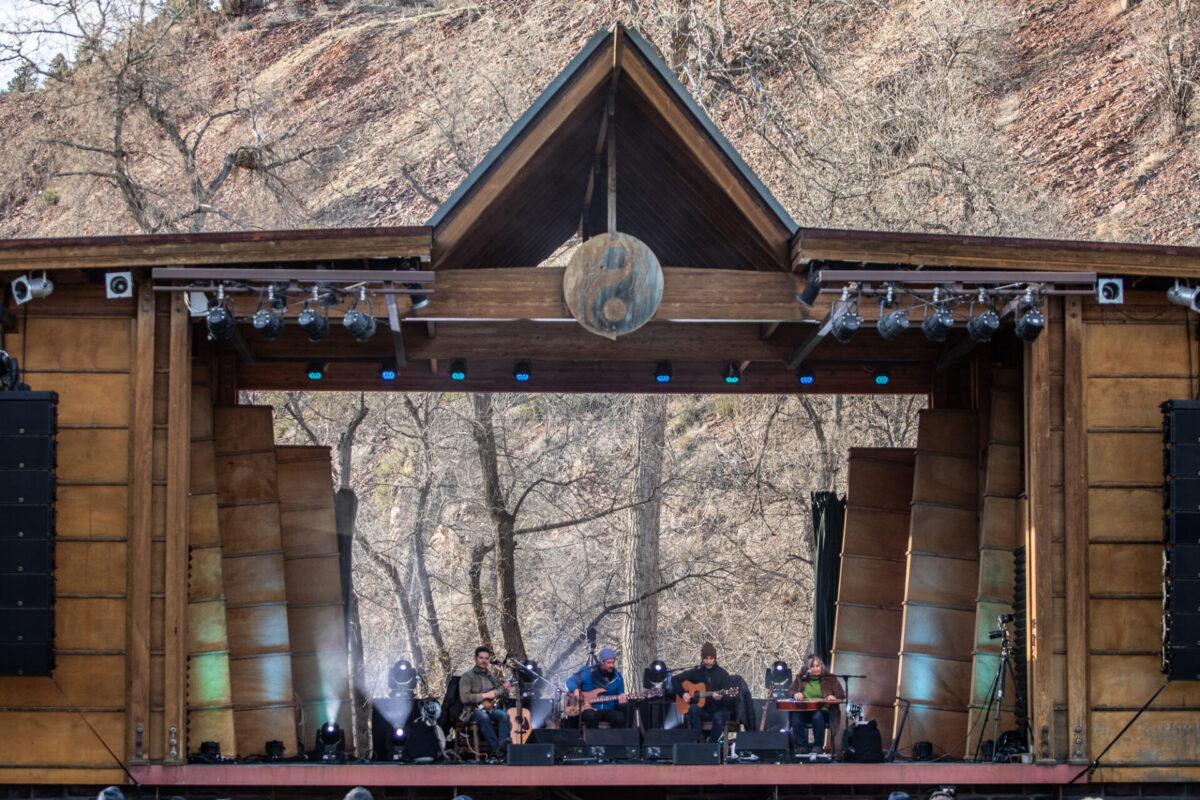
507;743;554;765
753;698;791;734
1162;400;1200;681
643;728;700;760
528;728;586;761
672;741;720;765
734;730;791;762
583;726;640;761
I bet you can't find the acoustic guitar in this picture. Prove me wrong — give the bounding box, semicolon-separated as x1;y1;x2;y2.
675;681;740;716
508;694;532;744
563;687;663;717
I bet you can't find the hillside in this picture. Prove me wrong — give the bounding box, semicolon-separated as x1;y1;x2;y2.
0;0;1197;245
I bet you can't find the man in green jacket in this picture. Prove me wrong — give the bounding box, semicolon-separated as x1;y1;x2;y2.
459;645;512;756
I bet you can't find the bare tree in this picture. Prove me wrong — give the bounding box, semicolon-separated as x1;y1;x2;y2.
1133;0;1200;137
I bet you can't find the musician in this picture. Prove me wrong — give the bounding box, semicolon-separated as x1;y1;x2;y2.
674;642;735;743
458;645;512;755
566;647;628;728
786;654;845;754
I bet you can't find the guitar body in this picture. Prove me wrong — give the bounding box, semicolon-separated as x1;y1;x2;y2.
564;686;662;717
508;706;532;744
675;681;740;717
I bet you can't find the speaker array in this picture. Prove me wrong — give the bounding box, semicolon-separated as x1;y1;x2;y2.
0;391;58;676
1162;400;1200;681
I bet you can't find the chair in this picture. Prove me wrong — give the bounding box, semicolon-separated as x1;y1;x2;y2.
437;676;497;762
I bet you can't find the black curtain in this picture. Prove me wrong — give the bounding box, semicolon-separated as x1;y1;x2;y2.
811;491;846;665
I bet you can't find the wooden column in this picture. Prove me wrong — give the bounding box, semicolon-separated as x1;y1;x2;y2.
1025;321;1055;762
164;298;191;762
127;283;155;762
1063;298;1089;763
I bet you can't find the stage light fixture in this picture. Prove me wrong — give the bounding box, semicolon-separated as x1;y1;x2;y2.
264;740;285;761
1015;305;1045;344
967;309;1000;343
388;659;417;695
921;299;954;342
796;266;823;307
252;306;284;340
1097;277;1123;304
724;362;741;384
379;363;397;381
402;257;431;311
317;721;345;762
298;303;330;342
10;272;53;305
873;366;891;386
877;307;909;341
655;361;672;383
344;289;377;342
797;365;815;386
205;285;236;342
513;361;531;382
1167;283;1200;312
765;659;792;690
389;727;406;761
306;362;326;381
831;310;861;344
644;659;669;689
449;360;466;381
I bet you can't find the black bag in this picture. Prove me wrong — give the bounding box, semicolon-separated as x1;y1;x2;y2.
842;720;884;763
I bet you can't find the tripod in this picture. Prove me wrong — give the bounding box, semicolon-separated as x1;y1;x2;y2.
975;616;1030;762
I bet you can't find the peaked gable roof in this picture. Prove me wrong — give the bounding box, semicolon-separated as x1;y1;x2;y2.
428;25;797;271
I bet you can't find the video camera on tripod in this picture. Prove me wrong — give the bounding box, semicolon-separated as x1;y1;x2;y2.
988;613;1015;640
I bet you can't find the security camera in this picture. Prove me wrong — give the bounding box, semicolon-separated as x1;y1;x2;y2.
10;273;54;305
1097;277;1124;305
105;271;133;299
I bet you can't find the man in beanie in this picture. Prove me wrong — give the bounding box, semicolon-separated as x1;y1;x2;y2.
674;641;736;742
566;646;628;728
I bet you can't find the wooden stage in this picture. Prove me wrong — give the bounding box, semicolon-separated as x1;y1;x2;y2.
130;762;1086;789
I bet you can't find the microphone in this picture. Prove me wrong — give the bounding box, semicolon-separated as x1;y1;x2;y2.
489;658;503;666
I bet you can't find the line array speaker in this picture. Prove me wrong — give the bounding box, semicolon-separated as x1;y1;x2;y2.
1162;400;1200;680
0;391;58;676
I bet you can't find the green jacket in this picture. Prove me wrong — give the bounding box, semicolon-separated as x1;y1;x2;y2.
458;666;506;720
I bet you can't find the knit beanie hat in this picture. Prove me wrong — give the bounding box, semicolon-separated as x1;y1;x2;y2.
700;641;717;659
597;647;617;662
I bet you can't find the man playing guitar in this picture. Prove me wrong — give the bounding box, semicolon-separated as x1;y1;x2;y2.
674;642;736;743
566;647;628;728
458;646;512;756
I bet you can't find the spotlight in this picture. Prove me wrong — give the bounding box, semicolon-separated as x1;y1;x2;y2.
765;659;792;691
655;361;672;384
306;362;326;381
317;721;345;762
449;360;466;381
796;266;823;307
1097;277;1123;305
877;307;909;341
379;363;397;381
873;366;891;386
519;659;538;686
1015;305;1045;344
343;289;377;342
298;303;330;342
402;257;431;311
513;361;531;382
389;727;405;761
724;362;741;384
921;306;954;342
10;272;53;305
831;310;861;344
796;365;815;386
1167;283;1200;312
105;271;133;299
966;309;1000;343
264;740;285;761
388;659;417;696
643;659;668;689
206;303;235;342
252;307;284;340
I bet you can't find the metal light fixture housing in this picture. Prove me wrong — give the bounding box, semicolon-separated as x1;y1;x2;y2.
921;306;954;342
206;304;235;341
966;309;1000;343
298;304;330;342
877;307;909;341
343;307;377;342
831;310;861;344
252;308;284;340
1015;306;1045;344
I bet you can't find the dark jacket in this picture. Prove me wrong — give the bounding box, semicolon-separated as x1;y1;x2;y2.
674;662;736;711
787;672;846;705
458;666;506;721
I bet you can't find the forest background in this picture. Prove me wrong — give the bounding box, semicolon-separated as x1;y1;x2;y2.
2;0;1199;741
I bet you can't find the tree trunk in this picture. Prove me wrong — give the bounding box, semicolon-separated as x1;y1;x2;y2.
620;395;667;678
408;477;453;681
468;542;494;650
469;393;526;659
335;488;370;757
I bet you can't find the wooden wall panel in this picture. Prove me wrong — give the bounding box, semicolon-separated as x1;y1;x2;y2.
911;453;977;507
31;372;132;426
908;504;978;559
835;556;906;605
219;503;289;555
1083;323;1193;376
56;485;128;538
57;428;130;482
16;317;133;370
1088;542;1161;596
0;655;125;707
904;554;979;606
1088;488;1161;542
55;541;126;595
57;598;126;651
1087;377;1191;428
287;605;349;655
1089;711;1200;763
980;496;1020;549
279;507;340;557
1087;432;1163;485
896;652;974;708
283;556;344;606
0;711;126;765
1089;598;1162;652
188;601;232;653
1089;654;1200;708
222;553;289;605
229;653;296;706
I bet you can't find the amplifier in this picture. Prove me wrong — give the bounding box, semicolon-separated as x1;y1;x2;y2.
507;743;554;765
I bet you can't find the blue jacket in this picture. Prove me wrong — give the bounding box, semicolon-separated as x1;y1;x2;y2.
566;665;626;710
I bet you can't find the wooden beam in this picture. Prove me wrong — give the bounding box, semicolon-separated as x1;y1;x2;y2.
126;281;155;763
163;296;191;764
794;227;1200;280
0;228;431;271
1025;311;1055;763
1062;296;1089;764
